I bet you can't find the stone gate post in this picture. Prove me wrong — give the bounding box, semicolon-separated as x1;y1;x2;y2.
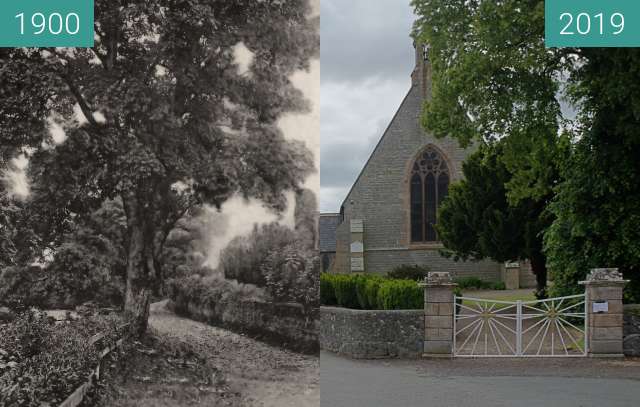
580;268;629;357
421;272;457;357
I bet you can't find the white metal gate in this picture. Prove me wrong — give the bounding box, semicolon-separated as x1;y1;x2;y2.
453;294;587;357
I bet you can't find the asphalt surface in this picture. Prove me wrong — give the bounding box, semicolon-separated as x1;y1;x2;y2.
321;351;640;407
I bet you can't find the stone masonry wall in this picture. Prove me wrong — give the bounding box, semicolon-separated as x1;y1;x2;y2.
332;82;501;279
320;306;424;358
169;298;318;353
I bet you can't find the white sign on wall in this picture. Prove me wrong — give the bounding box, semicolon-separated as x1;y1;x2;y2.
351;257;364;271
350;219;364;233
350;241;364;253
593;301;609;313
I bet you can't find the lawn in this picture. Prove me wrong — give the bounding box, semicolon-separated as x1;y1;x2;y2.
458;289;537;310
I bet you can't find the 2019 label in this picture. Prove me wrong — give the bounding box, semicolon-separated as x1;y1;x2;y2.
546;0;640;47
559;12;625;36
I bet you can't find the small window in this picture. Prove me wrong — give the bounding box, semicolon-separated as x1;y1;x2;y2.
422;44;430;61
409;146;450;243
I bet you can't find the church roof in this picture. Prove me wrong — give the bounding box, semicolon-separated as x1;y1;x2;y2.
319;213;341;252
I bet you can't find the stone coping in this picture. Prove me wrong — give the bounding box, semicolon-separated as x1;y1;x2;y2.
320;306;422;313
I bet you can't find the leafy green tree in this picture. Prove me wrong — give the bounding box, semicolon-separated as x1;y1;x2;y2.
412;1;640;298
1;0;318;336
437;144;552;297
411;0;564;204
544;49;640;301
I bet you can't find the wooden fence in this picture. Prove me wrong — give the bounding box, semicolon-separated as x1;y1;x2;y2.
58;324;129;407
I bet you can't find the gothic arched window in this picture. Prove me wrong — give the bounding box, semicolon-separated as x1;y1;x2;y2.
410;146;450;242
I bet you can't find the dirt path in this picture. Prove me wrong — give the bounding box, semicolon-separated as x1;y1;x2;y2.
147;300;319;407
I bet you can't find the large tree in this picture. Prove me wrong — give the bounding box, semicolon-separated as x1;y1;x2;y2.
0;0;318;336
411;0;564;204
543;49;640;300
412;0;640;298
437;143;555;298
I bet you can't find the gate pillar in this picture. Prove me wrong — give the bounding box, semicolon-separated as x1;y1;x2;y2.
580;268;629;358
421;272;457;357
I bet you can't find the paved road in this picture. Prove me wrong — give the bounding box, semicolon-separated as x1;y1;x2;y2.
321;351;640;407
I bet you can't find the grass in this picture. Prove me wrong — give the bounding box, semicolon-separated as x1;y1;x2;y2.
459;289;537;310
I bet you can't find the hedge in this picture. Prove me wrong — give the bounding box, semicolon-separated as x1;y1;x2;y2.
320;273;423;310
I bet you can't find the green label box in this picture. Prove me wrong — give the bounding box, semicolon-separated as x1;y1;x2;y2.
0;0;94;47
546;0;640;47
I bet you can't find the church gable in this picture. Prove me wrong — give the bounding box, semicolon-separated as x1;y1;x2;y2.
340;85;470;251
330;40;500;281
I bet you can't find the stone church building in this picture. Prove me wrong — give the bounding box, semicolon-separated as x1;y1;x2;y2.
324;41;535;288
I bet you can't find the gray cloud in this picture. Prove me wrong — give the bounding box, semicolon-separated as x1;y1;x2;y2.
320;1;416;212
320;0;416;84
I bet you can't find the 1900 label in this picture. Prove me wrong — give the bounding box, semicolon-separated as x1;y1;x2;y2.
0;1;93;47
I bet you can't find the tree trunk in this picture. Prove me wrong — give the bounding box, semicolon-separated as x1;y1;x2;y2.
122;193;157;338
530;252;548;299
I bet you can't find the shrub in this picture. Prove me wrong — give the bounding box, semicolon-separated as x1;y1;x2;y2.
453;286;463;314
320;273;337;305
0;311;121;407
491;281;506;290
262;243;320;313
386;264;430;281
220;223;296;286
454;276;495;290
376;279;423;310
364;277;384;309
333;275;360;309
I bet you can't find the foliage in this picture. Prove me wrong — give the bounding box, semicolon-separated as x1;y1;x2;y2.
319;273;423;310
543;49;640;302
454;277;504;291
1;0;318;336
262;243;320;312
437;143;554;297
412;0;565;204
0;200;126;309
412;1;640;299
220;223;297;286
363;277;385;309
160;206;224;286
376;280;423;310
0;311;121;407
319;273;337;306
166;275;268;312
386;264;430;281
331;275;360;309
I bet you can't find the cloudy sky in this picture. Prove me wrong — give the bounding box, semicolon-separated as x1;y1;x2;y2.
320;0;416;212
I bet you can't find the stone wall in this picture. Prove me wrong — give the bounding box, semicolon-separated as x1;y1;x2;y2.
320;306;424;358
169;297;318;354
331;83;501;279
624;304;640;356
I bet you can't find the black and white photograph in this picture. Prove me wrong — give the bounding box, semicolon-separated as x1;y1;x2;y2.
1;1;319;406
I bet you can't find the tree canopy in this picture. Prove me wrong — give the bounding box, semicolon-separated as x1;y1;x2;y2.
437;143;552;297
412;0;640;299
0;0;319;335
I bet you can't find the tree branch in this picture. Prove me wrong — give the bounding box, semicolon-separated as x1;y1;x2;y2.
61;74;99;127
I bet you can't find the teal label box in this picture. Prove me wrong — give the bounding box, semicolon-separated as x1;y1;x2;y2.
546;0;640;47
0;0;94;47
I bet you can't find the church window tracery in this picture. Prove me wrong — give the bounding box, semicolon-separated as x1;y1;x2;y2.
410;146;449;242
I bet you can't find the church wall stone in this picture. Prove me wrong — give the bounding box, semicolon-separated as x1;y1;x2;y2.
331;42;501;280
